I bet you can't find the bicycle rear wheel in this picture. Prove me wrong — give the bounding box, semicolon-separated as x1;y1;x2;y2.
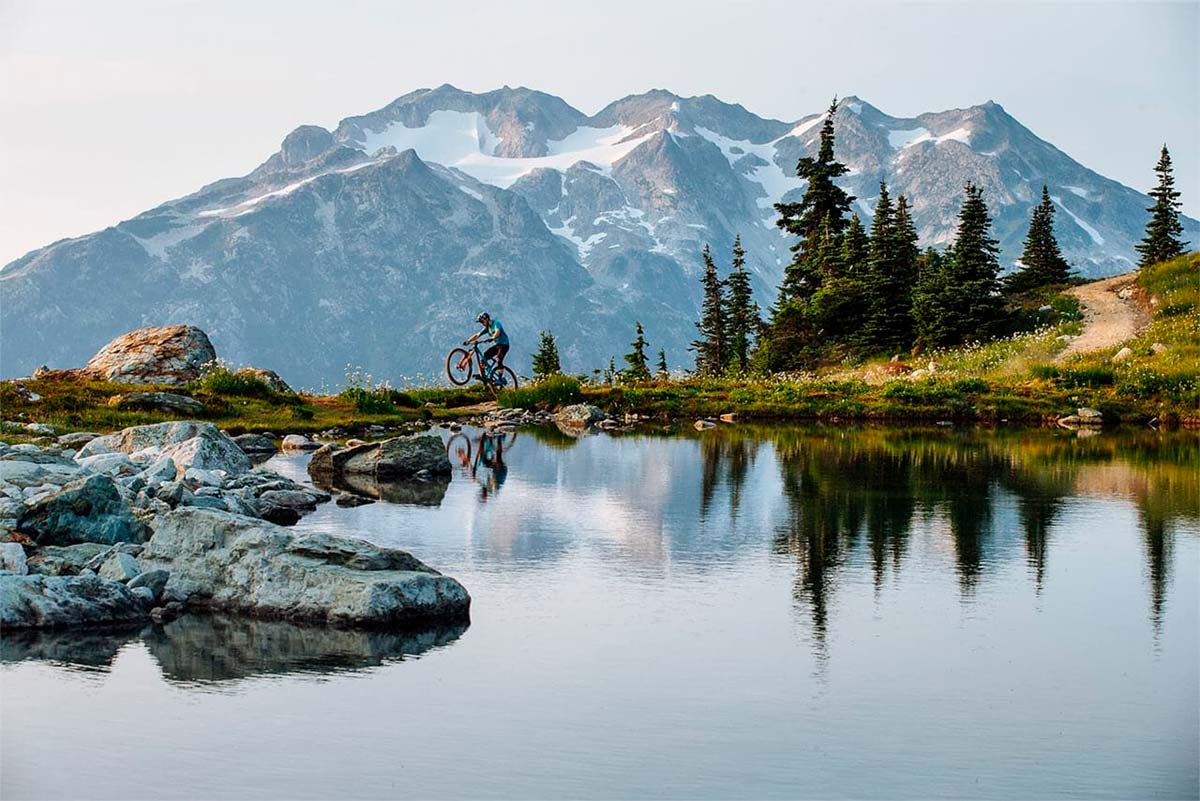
446;348;473;385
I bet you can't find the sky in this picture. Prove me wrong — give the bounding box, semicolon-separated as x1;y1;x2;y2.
0;0;1196;265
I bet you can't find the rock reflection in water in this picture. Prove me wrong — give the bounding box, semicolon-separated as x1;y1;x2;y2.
314;472;450;507
1;615;467;685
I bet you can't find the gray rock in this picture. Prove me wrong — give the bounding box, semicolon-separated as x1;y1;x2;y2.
140;508;470;626
76;452;137;476
1112;346;1134;363
554;404;608;433
130;586;156;606
127;569;170;601
234;368;293;394
183;466;225;486
1077;407;1103;422
98;551;142;582
232;433;277;455
137;456;179;484
181;494;227;511
281;434;321;451
108;391;205;416
84;325;216;385
16;474;150;546
79;421;251;476
0;574;148;629
57;432;101;449
258;489;329;511
24;543;110;576
0;542;28;575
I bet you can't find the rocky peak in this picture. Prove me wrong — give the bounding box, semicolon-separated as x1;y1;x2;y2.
279;125;336;168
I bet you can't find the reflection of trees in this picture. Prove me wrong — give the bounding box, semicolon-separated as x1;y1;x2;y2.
698;433;758;520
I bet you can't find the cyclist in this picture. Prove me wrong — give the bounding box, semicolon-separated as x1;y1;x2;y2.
465;312;509;378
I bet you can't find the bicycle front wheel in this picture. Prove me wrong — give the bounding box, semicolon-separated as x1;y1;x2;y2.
446;348;473;386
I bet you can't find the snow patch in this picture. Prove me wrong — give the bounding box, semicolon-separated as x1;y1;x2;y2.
131;221;208;259
1051;195;1105;245
458;185;485;201
694;125;805;210
549;216;607;259
197;160;377;218
888;127;930;149
354;111;655;189
1065;185;1090;199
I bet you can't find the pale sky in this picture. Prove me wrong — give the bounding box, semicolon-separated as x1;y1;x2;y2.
1;0;1196;265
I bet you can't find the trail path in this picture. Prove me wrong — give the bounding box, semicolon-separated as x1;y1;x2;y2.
1056;272;1150;362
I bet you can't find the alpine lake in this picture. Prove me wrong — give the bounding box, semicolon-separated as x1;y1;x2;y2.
3;424;1197;799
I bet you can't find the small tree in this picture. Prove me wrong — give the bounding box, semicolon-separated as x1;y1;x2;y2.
622;321;652;382
1136;145;1188;267
691;244;728;376
603;356;617;385
656;349;669;380
531;330;561;379
1007;186;1072;292
725;235;756;374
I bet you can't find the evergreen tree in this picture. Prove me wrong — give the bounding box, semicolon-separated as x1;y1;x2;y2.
656;349;669;380
1136;145;1188;267
774;98;856;302
725;235;757;373
531;330;561;379
1007;186;1072;292
887;194;920;346
913;183;1004;347
603;356;617;385
840;213;869;272
691;244;729;375
859;181;896;349
622;321;652;382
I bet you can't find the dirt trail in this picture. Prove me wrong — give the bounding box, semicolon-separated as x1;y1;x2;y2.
1056;272;1150;362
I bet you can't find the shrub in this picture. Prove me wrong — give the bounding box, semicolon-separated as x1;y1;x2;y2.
192;364;275;398
498;375;582;409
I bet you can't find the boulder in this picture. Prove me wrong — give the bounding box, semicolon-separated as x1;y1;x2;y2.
234;368;293;394
1112;346;1134;363
0;542;28;575
136;456;179;484
84;325;216;385
24;543;111;576
140;508;470;626
79;421;251;476
76;452;137;476
98;551;142;582
281;434;321;451
232;433;277;455
127;569;170;602
16;475;150;546
0;574;148;628
57;432;101;449
1150;342;1169;355
554;404;607;434
310;436;449;482
107;391;205;416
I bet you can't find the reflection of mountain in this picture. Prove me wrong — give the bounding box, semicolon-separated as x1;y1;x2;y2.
1;615;466;685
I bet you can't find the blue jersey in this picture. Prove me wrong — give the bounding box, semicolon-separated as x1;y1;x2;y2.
487;319;509;346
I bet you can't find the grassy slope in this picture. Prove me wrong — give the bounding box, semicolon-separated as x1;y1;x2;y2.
2;256;1195;436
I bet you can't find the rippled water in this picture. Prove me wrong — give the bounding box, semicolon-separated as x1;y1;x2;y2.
3;426;1197;799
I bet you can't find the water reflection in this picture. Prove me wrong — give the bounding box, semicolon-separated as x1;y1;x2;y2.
2;615;467;686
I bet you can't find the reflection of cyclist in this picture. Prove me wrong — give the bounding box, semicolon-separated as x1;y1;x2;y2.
464;312;509;376
472;430;509;502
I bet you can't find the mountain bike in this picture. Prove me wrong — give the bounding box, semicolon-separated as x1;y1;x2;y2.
445;342;519;397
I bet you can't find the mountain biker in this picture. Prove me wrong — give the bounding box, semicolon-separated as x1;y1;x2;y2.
465;312;509;376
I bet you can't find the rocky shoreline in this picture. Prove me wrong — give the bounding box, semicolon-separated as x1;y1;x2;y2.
0;420;470;631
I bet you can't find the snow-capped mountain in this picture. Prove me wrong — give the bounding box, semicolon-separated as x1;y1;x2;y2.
2;85;1194;386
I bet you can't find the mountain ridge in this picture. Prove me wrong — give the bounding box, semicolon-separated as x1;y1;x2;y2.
3;85;1195;386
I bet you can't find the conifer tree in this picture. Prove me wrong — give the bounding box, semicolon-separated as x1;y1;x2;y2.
1136;145;1188;267
1007;186;1072;292
622;321;652;382
859;182;896;349
840;213;869;272
531;330;561;380
691;244;728;376
725;235;756;373
888;194;920;344
656;349;669;380
774;98;856;302
913;183;1004;347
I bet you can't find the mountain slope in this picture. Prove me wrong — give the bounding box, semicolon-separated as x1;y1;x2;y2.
3;86;1195;386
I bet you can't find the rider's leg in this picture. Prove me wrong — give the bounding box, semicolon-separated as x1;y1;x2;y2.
483;344;499;376
496;344;509;372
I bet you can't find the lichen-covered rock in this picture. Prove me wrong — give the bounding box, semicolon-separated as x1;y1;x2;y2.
140;508;470;626
16;475;150;546
0;542;28;575
25;543;111;576
554;403;608;434
79;421;251;476
234;368;293;394
0;574;149;629
84;325;216;385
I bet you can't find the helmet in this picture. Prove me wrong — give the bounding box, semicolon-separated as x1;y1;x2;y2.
476;312;490;324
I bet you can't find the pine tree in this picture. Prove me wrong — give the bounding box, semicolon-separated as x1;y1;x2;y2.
725;235;756;373
913;183;1004;347
888;194;920;345
1136;145;1188;267
656;349;669;380
622;321;652;382
1007;186;1072;292
691;244;728;375
859;182;896;349
603;356;617;385
531;330;561;379
840;213;869;272
774;98;856;303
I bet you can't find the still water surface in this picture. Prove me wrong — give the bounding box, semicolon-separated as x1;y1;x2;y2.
2;426;1197;799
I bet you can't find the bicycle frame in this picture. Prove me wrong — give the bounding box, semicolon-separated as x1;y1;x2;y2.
457;343;498;382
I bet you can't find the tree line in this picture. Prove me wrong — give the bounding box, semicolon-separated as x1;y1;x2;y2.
530;101;1188;381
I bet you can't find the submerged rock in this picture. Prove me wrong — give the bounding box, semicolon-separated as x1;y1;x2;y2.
140;508;470;626
0;574;148;629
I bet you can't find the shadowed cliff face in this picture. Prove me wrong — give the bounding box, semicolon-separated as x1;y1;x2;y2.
4;88;1196;386
0;614;467;685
